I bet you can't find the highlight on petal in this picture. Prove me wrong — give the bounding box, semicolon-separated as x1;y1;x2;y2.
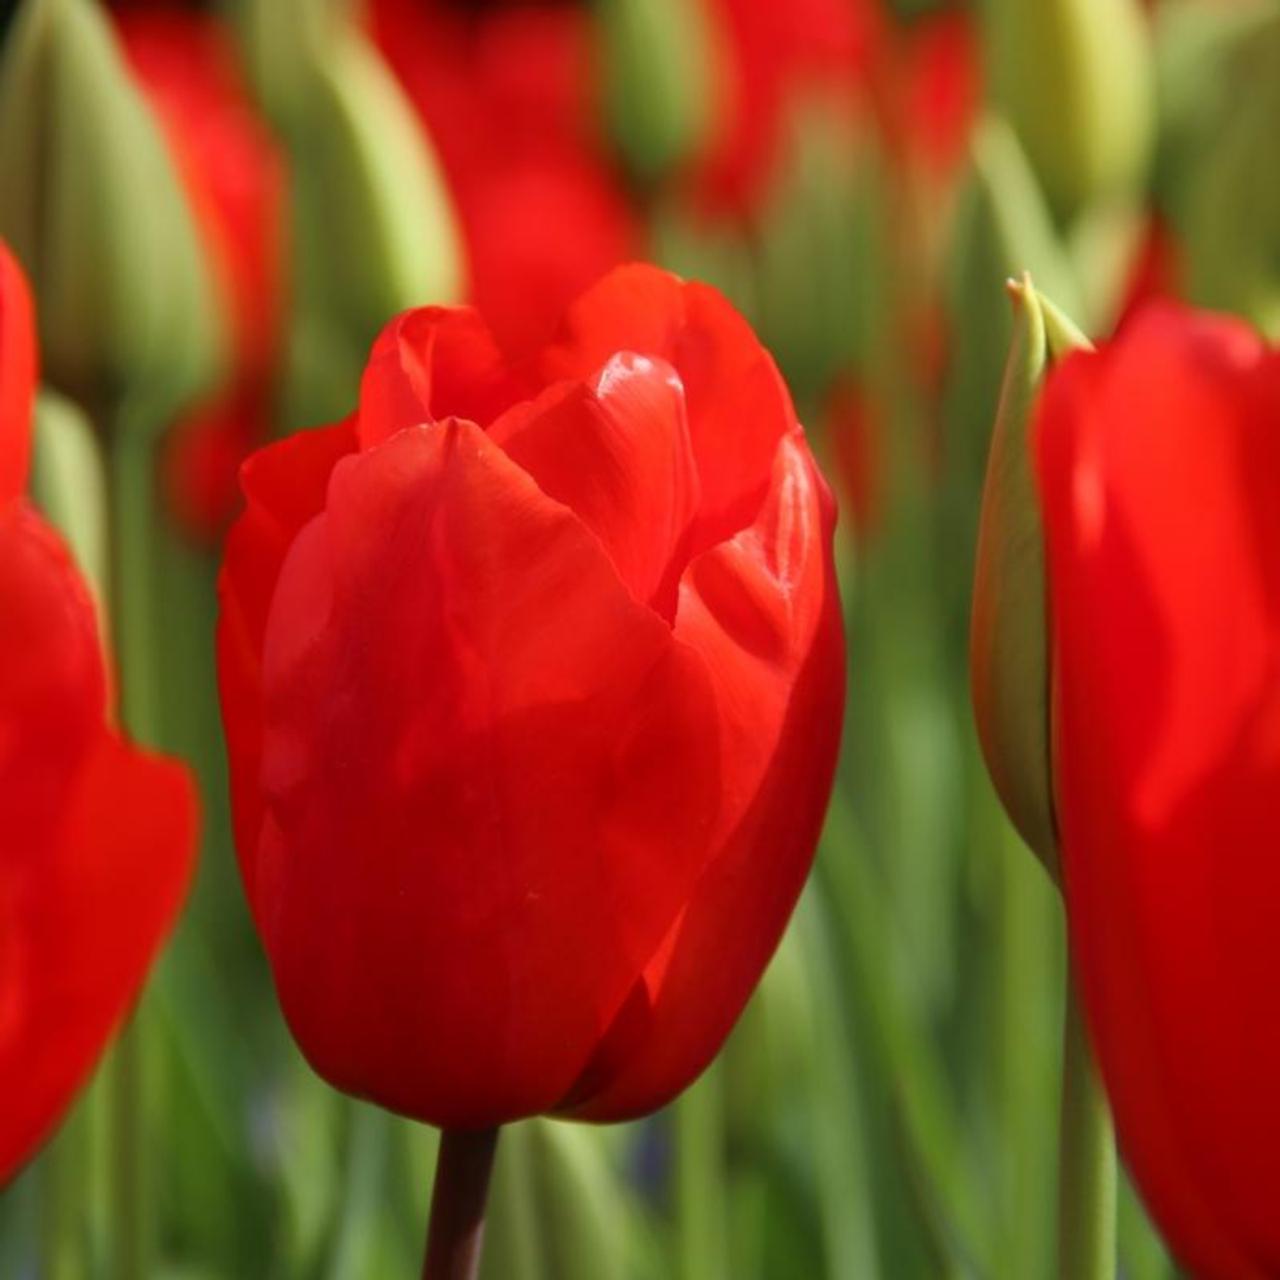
254;420;724;1128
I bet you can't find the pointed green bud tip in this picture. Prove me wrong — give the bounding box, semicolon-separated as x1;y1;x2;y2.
0;0;227;428
986;0;1155;219
600;0;717;186
970;275;1091;881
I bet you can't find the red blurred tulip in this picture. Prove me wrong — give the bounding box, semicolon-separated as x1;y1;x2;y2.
879;7;981;184
217;263;844;1128
0;243;196;1184
1115;214;1184;330
369;0;639;355
826;375;882;541
114;7;286;540
1036;305;1280;1278
694;0;882;216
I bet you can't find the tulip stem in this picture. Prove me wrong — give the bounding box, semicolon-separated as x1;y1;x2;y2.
106;426;162;1280
422;1128;500;1280
1057;964;1116;1280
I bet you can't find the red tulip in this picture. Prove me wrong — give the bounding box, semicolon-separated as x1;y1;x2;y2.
1037;304;1280;1277
693;0;882;216
0;243;197;1183
114;7;286;540
217;263;844;1128
368;0;638;356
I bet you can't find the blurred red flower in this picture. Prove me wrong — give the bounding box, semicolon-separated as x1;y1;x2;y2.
114;7;286;541
0;243;196;1184
369;0;639;355
1037;304;1280;1278
693;0;882;216
217;263;845;1128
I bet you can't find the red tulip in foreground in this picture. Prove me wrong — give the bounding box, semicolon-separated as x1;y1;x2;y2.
1039;306;1280;1279
217;262;844;1269
979;297;1280;1278
0;243;197;1184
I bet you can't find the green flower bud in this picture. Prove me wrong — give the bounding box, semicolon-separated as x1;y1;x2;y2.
29;388;108;604
0;0;226;428
941;115;1082;625
753;106;883;411
295;27;464;342
985;0;1155;221
1167;8;1280;337
599;0;718;186
970;276;1090;879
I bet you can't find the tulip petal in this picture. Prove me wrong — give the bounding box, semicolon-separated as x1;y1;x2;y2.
255;419;724;1127
0;246;36;503
540;264;795;547
1039;305;1280;1277
357;306;524;448
489;352;701;615
0;730;195;1184
566;428;844;1120
217;420;357;924
0;501;104;839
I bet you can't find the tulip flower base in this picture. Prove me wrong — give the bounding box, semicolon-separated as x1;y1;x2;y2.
422;1128;500;1280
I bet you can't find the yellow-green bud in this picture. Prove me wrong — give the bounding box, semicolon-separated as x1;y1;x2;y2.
0;0;226;428
985;0;1155;221
970;277;1090;880
599;0;718;186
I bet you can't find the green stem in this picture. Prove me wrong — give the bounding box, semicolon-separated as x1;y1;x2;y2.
107;1025;146;1280
1057;964;1116;1280
673;1065;726;1280
422;1129;500;1280
39;1119;84;1280
106;428;161;1280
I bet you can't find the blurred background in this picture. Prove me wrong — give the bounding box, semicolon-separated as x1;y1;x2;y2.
2;0;1277;1274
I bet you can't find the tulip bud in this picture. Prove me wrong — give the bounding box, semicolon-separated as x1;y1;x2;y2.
1170;10;1280;337
753;107;883;410
296;28;463;332
599;0;718;186
985;0;1154;221
29;389;108;607
970;277;1090;879
943;115;1081;580
0;0;226;428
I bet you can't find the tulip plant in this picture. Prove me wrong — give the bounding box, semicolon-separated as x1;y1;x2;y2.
2;0;1280;1277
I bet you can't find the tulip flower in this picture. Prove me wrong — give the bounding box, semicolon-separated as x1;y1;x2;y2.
691;0;881;218
0;241;197;1184
217;262;844;1271
113;6;286;540
1034;305;1280;1279
368;0;638;355
974;282;1280;1275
